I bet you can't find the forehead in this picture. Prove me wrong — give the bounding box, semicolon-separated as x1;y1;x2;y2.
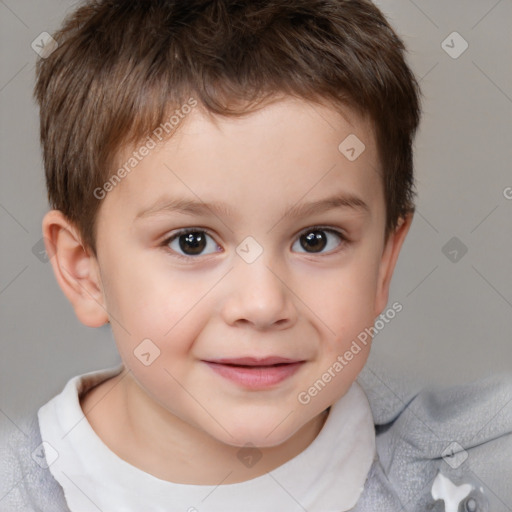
102;97;383;222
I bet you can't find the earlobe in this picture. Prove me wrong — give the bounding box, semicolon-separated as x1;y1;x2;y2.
42;210;109;327
374;212;413;316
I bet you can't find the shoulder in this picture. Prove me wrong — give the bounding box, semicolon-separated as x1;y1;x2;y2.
386;372;512;464
351;458;406;512
0;412;69;512
372;372;512;511
0;414;36;511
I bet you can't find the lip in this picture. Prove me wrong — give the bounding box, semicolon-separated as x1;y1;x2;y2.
212;356;300;366
203;357;304;389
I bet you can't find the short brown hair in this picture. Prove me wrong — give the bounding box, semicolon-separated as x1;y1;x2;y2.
34;0;421;253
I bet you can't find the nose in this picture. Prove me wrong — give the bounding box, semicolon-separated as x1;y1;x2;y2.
220;254;298;331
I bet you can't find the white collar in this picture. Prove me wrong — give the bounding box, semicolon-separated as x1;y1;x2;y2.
38;365;376;512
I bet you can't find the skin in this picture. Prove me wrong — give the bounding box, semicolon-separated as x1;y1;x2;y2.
43;96;412;485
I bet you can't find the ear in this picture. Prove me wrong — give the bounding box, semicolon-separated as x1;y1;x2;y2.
374;212;413;316
42;210;108;327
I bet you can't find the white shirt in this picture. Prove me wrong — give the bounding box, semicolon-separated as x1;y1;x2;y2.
38;366;376;512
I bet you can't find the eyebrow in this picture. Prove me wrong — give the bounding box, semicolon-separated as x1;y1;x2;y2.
136;192;370;220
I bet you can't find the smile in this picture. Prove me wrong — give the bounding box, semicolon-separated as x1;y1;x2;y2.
203;357;305;389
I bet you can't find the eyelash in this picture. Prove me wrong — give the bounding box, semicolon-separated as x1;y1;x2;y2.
161;225;349;261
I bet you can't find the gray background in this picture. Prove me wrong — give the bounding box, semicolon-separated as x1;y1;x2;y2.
1;0;511;424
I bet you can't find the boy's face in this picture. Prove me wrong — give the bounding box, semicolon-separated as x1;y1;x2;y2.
64;97;409;447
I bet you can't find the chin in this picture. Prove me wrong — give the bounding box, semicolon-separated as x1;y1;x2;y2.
205;416;302;449
228;432;294;450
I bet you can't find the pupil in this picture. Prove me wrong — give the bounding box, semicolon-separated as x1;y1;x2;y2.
179;232;206;255
301;230;327;252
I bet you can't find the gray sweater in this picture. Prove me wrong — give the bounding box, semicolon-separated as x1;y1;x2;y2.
2;368;512;511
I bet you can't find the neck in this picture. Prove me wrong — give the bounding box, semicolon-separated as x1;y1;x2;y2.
81;369;329;485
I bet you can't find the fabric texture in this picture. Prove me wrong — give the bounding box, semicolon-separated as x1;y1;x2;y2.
1;362;511;512
0;414;70;512
36;365;376;512
357;363;512;511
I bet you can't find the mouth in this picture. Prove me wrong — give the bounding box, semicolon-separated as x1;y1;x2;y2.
202;357;305;389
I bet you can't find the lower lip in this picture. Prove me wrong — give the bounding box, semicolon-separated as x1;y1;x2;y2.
204;361;303;389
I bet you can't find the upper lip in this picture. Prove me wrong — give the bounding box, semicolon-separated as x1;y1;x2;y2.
204;357;303;366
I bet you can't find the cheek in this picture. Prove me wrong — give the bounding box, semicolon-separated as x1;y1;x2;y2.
101;250;219;366
101;247;189;329
311;257;380;398
308;250;382;341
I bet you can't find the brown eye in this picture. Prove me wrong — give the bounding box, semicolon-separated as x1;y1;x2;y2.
292;227;345;254
179;232;206;255
300;230;327;252
167;230;220;258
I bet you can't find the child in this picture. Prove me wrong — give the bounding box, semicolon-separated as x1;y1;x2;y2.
2;0;511;510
